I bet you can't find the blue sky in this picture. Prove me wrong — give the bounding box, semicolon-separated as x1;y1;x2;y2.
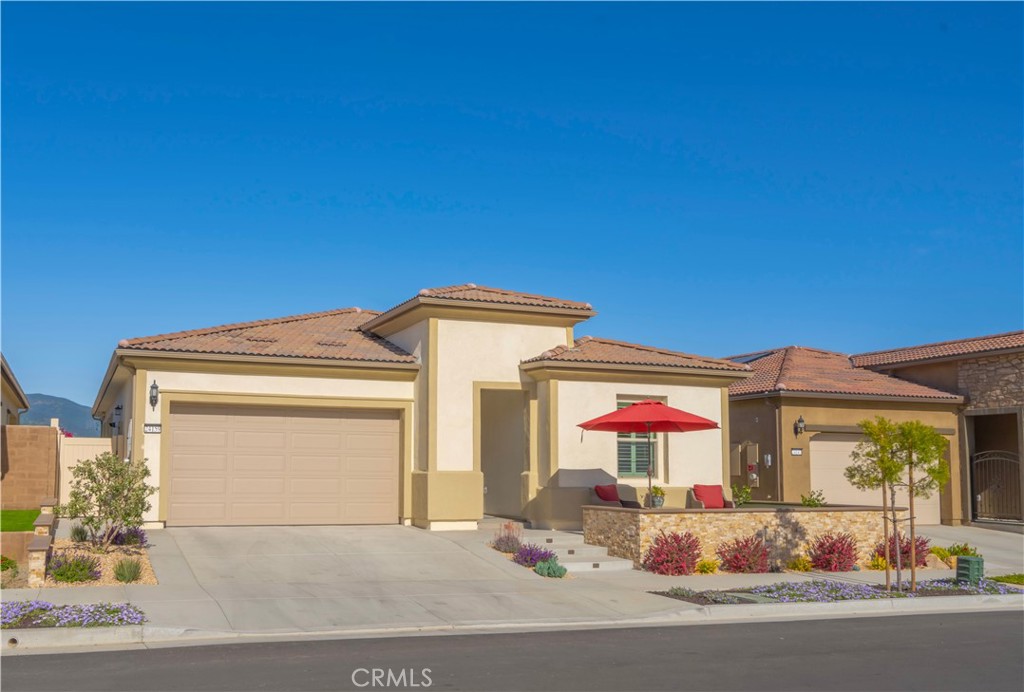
2;3;1022;407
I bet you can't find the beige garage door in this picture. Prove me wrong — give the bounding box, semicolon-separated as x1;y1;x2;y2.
809;434;940;525
167;404;400;526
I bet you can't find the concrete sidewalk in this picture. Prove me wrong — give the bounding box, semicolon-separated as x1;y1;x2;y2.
2;522;1021;653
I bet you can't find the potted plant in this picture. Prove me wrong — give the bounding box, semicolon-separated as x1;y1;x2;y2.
650;486;666;508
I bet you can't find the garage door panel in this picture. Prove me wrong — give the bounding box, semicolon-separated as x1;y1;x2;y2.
172;478;228;495
233;455;286;472
173;454;228;471
810;437;940;525
174;430;229;447
168;404;400;526
291;432;343;449
234;431;287;449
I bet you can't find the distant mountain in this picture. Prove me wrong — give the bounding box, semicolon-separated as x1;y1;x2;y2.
21;394;100;437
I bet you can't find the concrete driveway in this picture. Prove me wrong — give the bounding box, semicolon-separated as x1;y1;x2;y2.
5;524;691;636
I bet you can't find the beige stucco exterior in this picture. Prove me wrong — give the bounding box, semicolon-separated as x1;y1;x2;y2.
1;355;30;425
93;294;749;530
729;393;962;524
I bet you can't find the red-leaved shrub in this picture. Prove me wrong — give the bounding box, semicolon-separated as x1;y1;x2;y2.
716;534;769;573
872;533;930;568
642;531;702;576
808;532;858;572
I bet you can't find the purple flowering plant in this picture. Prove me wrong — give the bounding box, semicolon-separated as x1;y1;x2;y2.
2;601;147;629
513;543;556;568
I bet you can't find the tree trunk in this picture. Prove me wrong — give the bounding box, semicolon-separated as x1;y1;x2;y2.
882;480;891;592
908;461;917;592
890;483;902;592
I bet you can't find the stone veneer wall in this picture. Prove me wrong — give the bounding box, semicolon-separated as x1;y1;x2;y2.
583;505;908;568
958;352;1024;410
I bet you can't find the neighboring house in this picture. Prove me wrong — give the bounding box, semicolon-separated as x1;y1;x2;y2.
1;354;30;425
727;346;963;525
853;331;1024;526
92;284;751;530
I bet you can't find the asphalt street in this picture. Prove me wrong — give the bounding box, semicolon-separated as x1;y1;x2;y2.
3;612;1022;692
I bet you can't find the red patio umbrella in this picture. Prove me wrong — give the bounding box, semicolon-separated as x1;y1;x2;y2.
578;400;719;507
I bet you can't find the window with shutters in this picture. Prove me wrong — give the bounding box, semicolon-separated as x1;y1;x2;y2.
616;400;657;478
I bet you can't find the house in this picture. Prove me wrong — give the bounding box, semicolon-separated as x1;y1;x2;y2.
853;331;1023;526
1;354;30;425
92;284;751;530
727;346;963;525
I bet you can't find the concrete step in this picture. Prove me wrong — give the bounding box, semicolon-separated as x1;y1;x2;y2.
524;532;586;546
548;545;612;560
560;555;635;573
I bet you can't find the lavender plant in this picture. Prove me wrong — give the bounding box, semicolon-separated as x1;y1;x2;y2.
513;543;556;568
49;554;101;583
2;601;147;628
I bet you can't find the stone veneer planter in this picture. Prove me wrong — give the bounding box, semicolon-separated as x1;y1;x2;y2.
582;503;908;568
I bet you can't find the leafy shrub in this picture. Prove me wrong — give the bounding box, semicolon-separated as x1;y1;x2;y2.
787;556;813;572
112;527;148;547
730;484;752;507
534;558;567;578
872;533;930;568
57;452;158;552
70;524;89;543
0;555;16;572
695;558;719;574
491;521;523;554
808;532;859;572
716;534;769;573
800;490;826;507
947;543;981;558
49;554;101;583
513;543;556;568
930;546;952;566
641;531;702;576
114;558;143;583
868;555;889;571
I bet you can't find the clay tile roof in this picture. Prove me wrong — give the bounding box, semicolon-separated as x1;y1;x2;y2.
391;283;593;314
119;308;416;364
851;330;1024;368
523;336;750;372
727;346;961;400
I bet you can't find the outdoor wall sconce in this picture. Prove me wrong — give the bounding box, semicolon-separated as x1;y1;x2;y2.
794;415;806;436
149;381;159;410
112;405;123;421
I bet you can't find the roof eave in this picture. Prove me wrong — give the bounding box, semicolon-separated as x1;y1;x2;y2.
115;348;421;370
361;296;596;334
521;359;752;381
1;354;30;410
854;345;1024;370
728;389;963;405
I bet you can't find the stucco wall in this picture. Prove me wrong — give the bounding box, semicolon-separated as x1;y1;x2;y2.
386;321;430;472
556;380;723;490
434;320;566;472
583;505;907;568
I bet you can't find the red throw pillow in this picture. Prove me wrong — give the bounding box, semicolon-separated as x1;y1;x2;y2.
692;484;725;509
594;484;620;502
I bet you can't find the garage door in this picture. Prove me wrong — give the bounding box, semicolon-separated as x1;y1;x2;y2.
167;404;400;526
810;434;941;525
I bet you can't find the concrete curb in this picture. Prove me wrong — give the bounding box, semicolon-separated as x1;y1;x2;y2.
4;594;1021;654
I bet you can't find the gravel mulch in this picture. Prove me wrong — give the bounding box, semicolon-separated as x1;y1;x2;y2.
43;539;158;588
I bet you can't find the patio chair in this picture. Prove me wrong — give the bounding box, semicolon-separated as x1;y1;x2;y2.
593;484;643;509
685;484;735;509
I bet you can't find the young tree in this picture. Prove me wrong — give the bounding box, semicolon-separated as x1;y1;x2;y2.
894;421;950;591
846;417;902;591
57;453;158;552
846;418;950;592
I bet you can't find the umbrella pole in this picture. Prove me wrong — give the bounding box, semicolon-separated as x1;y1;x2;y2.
647;422;654;508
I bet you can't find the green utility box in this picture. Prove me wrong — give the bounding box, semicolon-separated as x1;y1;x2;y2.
955;555;984;584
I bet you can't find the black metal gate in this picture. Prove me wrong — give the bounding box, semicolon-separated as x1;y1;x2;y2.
972;450;1022;521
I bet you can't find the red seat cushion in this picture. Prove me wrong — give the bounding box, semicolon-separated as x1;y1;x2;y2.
692;484;725;509
594;484;620;502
